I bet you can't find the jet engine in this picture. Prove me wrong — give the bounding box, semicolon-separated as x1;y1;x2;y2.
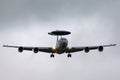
33;47;39;53
85;47;89;53
98;46;104;52
18;47;23;53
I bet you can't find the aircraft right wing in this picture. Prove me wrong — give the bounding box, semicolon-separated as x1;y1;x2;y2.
66;44;116;53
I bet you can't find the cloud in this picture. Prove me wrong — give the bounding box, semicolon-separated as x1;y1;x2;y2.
0;0;119;27
0;0;120;80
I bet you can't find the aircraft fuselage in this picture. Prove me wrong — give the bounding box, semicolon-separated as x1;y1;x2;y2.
56;37;68;54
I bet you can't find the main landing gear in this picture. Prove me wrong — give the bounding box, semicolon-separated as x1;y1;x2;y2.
50;53;72;58
67;53;72;58
50;53;54;58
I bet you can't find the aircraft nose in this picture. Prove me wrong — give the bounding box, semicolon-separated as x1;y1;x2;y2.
63;42;67;46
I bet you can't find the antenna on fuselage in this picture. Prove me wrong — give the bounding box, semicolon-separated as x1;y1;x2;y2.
57;35;58;42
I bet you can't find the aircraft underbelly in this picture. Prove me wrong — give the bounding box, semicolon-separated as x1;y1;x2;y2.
56;44;67;54
56;49;65;54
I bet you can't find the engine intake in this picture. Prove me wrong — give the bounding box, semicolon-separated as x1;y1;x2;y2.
18;47;23;53
85;47;89;53
33;47;39;53
98;46;103;52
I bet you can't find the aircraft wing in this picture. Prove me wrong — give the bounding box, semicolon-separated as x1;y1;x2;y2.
3;45;55;53
66;44;116;53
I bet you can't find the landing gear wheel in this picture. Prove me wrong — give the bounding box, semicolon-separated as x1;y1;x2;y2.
67;54;72;58
50;54;54;58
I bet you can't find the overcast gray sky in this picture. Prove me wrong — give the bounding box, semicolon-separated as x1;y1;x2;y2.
0;0;120;80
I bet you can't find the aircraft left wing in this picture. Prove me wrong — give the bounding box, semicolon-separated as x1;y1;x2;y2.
3;45;55;53
66;44;116;53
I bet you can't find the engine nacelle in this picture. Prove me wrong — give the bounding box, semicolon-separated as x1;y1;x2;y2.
33;47;39;53
85;47;89;53
18;47;23;53
98;46;104;52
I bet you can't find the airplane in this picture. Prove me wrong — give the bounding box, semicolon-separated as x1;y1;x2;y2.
3;30;116;58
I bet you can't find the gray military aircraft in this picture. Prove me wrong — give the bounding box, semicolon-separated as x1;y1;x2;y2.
3;30;116;58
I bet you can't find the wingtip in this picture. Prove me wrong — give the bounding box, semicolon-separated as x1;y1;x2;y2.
114;44;116;46
3;45;8;47
112;44;116;46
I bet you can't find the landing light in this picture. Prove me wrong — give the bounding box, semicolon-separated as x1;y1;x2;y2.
68;47;72;50
52;47;56;53
52;47;56;50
